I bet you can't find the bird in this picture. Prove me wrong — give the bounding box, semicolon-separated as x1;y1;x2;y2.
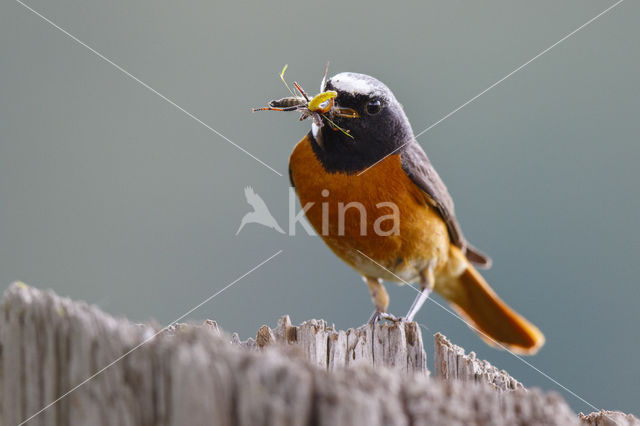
236;186;285;235
287;71;545;354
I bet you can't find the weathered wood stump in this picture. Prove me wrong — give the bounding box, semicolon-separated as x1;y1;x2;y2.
0;282;637;425
433;332;523;391
232;315;426;374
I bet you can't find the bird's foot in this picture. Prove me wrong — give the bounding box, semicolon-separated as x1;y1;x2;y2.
368;310;404;326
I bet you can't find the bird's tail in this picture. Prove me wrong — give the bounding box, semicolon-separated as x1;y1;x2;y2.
436;249;545;355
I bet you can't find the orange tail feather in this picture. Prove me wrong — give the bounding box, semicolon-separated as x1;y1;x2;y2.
438;264;545;355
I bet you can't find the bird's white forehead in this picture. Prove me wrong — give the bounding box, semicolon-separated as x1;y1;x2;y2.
328;73;376;95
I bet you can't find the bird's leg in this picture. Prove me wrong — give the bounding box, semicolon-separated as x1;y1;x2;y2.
364;277;400;325
406;260;436;322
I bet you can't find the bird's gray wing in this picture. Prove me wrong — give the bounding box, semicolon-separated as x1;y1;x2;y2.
400;142;492;269
288;167;295;188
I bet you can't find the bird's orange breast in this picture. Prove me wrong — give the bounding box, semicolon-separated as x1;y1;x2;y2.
289;135;450;283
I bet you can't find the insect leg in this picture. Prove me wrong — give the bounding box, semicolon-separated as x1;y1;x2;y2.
293;82;310;102
311;112;324;127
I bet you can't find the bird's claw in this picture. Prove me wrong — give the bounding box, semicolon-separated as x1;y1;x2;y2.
380;312;404;323
368;311;405;326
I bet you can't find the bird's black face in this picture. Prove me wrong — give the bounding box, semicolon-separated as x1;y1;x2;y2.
310;72;415;173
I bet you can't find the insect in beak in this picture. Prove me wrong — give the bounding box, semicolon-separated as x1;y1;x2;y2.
307;89;337;113
251;64;355;139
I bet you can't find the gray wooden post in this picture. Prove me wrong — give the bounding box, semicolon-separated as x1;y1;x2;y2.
1;283;637;426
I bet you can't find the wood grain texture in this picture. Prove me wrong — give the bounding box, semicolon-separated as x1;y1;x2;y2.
579;411;640;426
233;315;427;375
433;332;523;391
1;283;637;426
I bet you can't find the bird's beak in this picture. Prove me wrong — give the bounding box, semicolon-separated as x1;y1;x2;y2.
333;106;359;119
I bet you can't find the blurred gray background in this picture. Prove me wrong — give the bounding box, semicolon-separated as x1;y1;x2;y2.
1;0;638;415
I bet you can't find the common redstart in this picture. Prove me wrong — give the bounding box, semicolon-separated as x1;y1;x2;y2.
281;71;544;354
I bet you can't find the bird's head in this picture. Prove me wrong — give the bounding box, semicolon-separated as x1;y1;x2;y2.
311;72;415;173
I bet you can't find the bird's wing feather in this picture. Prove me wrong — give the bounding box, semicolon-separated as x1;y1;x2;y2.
400;142;492;268
288;167;295;188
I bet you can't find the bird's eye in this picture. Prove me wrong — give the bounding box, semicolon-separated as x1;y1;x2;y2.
365;99;382;115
